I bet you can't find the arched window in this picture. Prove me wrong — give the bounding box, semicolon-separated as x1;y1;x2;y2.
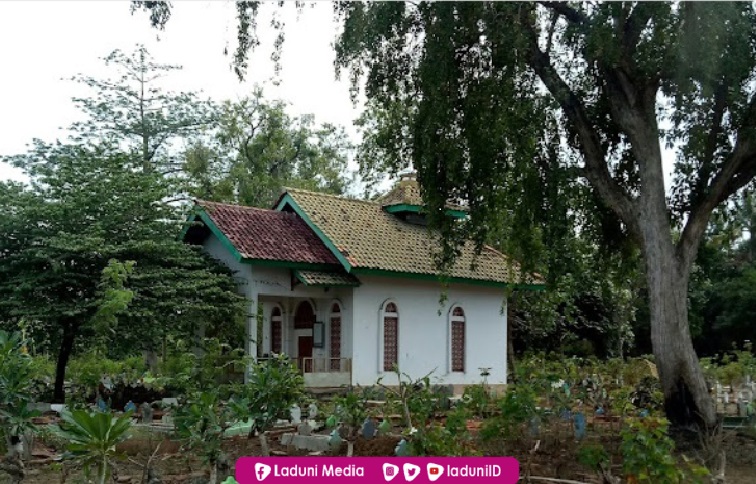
270;307;283;354
383;302;399;372
330;303;342;371
450;306;465;372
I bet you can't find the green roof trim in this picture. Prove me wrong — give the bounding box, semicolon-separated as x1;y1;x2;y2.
182;209;245;262
294;270;362;287
351;267;546;290
384;203;468;219
275;193;353;272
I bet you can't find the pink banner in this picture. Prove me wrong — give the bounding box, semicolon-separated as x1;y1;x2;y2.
236;457;519;483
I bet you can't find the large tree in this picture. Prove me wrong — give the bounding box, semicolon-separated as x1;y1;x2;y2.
133;1;756;428
332;2;756;428
0;143;245;402
184;88;353;207
70;45;218;174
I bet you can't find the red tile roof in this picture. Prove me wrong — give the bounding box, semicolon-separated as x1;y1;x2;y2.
195;200;340;265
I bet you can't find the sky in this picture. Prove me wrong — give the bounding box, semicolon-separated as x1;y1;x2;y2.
0;1;677;191
0;1;365;183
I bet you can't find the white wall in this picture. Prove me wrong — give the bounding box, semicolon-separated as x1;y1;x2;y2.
202;233;354;362
203;235;257;359
350;276;508;388
202;233;508;388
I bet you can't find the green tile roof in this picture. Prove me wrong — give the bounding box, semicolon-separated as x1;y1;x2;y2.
279;188;544;287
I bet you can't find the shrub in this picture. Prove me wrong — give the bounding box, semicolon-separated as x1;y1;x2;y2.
621;417;709;483
0;330;40;457
228;354;305;438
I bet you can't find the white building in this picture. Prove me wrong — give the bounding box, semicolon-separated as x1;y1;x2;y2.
181;173;544;393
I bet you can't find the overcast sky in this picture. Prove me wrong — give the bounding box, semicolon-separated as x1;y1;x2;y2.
0;1;364;183
0;1;677;192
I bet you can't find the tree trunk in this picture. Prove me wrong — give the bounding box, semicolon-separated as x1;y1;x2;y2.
644;239;716;428
53;323;77;403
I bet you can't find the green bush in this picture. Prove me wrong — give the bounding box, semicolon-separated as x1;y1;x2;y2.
620;417;709;483
228;354;305;436
0;330;40;456
577;442;610;471
480;384;537;442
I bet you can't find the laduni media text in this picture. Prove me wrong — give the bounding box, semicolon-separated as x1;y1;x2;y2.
267;463;364;478
236;457;519;483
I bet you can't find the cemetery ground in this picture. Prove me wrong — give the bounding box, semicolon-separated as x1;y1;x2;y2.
5;336;756;483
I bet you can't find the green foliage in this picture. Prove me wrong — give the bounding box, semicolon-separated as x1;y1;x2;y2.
54;409;133;484
620;417;708;484
480;385;537;442
0;330;40;455
332;387;374;433
66;352;148;402
0;142;246;401
91;259;136;351
184;87;355;207
577;442;610;471
69;45;218;173
329;0;756;426
409;421;478;457
228;354;305;436
175;390;232;467
461;384;494;418
378;370;440;430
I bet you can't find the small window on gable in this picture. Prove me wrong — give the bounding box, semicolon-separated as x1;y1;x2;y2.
383;302;399;372
450;306;465;373
271;307;283;354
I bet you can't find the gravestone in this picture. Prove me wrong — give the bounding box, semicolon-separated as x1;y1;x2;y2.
329;429;343;452
298;422;312;436
378;419;391;435
395;439;409;457
573;412;586;440
737;402;747;417
124;400;137;413
141;403;153;424
529;416;541;437
290;404;301;424
308;403;319;420
361;418;376;440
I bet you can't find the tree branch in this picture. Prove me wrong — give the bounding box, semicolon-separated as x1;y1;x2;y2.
678;95;756;266
537;1;587;24
524;17;640;240
622;3;655;59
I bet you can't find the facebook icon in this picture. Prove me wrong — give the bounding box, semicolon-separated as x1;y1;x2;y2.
254;463;272;482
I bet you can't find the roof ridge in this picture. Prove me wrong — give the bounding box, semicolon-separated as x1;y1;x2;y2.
283;187;379;205
196;199;280;213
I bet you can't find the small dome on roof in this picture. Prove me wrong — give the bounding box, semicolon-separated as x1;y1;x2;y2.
376;169;467;220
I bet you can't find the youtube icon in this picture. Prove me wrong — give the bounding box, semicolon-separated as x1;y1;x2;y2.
426;463;444;482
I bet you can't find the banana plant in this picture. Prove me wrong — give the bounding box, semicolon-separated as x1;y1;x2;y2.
53;409;133;484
